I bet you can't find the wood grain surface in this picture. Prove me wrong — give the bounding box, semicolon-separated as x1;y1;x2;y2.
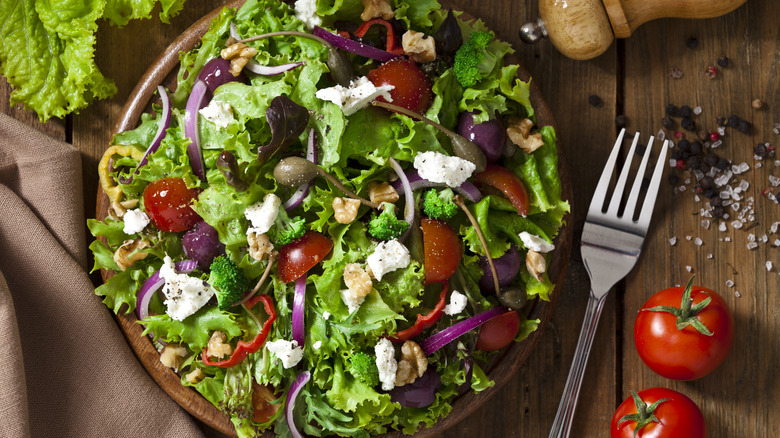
3;0;778;437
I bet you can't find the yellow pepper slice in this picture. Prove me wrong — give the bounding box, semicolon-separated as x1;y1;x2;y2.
98;145;144;203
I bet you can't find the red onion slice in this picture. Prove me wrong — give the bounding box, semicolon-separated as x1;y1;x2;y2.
283;129;318;211
292;274;306;347
286;370;311;438
388;157;414;242
312;26;401;63
184;79;210;180
419;306;508;355
122;86;172;184
136;260;199;321
391;169;483;203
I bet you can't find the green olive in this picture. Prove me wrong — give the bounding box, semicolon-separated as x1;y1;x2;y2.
497;287;527;310
450;135;487;173
327;48;354;87
273;157;320;187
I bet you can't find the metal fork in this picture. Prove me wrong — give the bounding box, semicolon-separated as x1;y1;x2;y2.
549;129;668;438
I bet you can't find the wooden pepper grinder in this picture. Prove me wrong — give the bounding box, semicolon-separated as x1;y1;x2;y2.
519;0;747;59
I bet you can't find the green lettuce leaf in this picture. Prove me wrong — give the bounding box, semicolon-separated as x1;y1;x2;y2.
141;306;245;348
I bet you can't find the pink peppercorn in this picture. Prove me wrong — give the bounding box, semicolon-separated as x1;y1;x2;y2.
676;160;686;170
674;131;684;139
710;132;720;142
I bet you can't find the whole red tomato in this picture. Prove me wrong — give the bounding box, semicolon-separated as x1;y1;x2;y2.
611;388;706;438
634;277;734;380
367;58;432;114
143;177;201;232
476;310;520;351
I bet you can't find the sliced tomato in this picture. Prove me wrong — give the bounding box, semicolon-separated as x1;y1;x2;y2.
421;218;461;284
142;177;201;232
367;58;433;114
278;231;333;283
476;310;520;351
473;164;530;217
251;382;281;423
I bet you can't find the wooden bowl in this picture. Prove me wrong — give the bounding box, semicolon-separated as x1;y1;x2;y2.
97;1;573;436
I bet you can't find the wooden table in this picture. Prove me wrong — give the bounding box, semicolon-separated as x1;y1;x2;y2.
3;1;777;436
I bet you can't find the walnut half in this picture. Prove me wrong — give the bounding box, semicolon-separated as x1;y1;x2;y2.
333;197;361;224
402;31;436;64
361;0;394;21
206;331;233;360
247;232;274;261
368;181;399;205
160;344;188;372
526;250;547;282
221;42;258;76
395;340;428;386
507;117;544;154
113;238;150;271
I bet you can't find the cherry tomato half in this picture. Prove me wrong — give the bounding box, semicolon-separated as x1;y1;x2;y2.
421;218;461;284
143;177;201;232
476;310;520;351
278;231;333;283
251;382;281;423
473;164;530;217
367;58;432;114
611;388;706;438
634;279;734;380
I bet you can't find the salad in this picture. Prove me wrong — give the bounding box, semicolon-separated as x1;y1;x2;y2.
88;0;570;436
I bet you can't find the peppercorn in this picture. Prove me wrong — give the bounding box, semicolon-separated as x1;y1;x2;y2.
635;144;647;156
662;117;673;129
686;37;699;49
668;174;680;185
715;116;726;126
615;115;628;129
698;130;709;141
671;148;684;160
665;104;679;117
669;68;684;80
716;158;730;170
712;205;726;219
752;99;764;110
681;118;696;131
682;151;691;160
754;143;768;157
711;197;723;207
588;94;602;107
705;65;718;79
678;139;691;151
688;155;702;169
726;115;740;127
690;141;703;155
703;188;718;199
717;55;729;68
679;105;693;118
698;161;709;172
704;152;719;166
700;176;715;189
736;119;752;134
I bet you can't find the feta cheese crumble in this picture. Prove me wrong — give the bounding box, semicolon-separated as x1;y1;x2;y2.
315;76;393;116
245;193;281;235
340;288;367;313
366;239;410;281
159;255;214;321
266;339;304;368
293;0;321;29
413;151;476;188
519;232;555;253
375;338;397;391
199;100;234;129
313;340;322;350
123;209;150;234
444;290;467;316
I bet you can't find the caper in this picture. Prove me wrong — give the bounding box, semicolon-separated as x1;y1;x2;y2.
327;48;354;87
497;287;527;310
450;135;487;173
273;157;320;187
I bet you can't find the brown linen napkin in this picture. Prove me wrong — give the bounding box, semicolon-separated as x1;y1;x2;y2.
0;114;206;438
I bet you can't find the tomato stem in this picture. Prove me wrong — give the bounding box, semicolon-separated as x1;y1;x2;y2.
641;276;714;336
617;390;672;438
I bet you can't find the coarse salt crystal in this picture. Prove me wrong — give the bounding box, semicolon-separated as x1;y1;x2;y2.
755;154;764;161
701;219;711;229
678;185;687;192
762;234;768;242
694;170;704;180
657;129;666;141
693;106;702;115
748;233;756;242
767;261;774;272
731;202;740;211
732;162;750;174
685;265;693;272
694;237;703;246
711;140;723;148
756;162;763;168
695;194;701;202
769;175;780;187
718;126;727;136
686;235;693;241
735;291;741;298
747;242;759;250
669;158;677;168
669;237;678;246
771;222;779;234
775;239;780;246
715;173;732;187
719;222;727;232
731;220;743;229
725;237;732;242
739;180;750;191
775;160;780;167
725;280;735;288
685;178;692;184
707;253;714;259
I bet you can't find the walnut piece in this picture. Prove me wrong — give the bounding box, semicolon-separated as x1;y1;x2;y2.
108;198;140;220
185;368;206;384
113;238;150;271
343;263;372;299
507;117;544;154
394;340;428;386
402;30;436;63
160;344;188;372
332;197;362;224
220;42;258;76
206;331;233;360
361;0;394;21
368;181;399;205
526;250;547;282
247;232;274;261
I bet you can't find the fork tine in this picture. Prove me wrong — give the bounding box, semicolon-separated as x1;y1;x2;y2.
623;135;655;219
606;132;640;216
636;139;669;230
588;128;626;214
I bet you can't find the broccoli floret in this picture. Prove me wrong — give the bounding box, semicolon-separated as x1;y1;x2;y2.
268;206;306;246
453;30;498;87
208;256;250;310
368;202;409;240
348;352;380;387
423;188;458;219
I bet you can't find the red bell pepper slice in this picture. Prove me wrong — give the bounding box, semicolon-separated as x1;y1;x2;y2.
354;18;404;55
202;294;276;367
388;281;449;343
473;164;530;217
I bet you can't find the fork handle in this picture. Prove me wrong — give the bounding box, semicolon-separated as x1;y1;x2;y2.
548;290;608;438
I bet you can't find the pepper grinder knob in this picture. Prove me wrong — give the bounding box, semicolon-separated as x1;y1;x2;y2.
518;17;548;44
